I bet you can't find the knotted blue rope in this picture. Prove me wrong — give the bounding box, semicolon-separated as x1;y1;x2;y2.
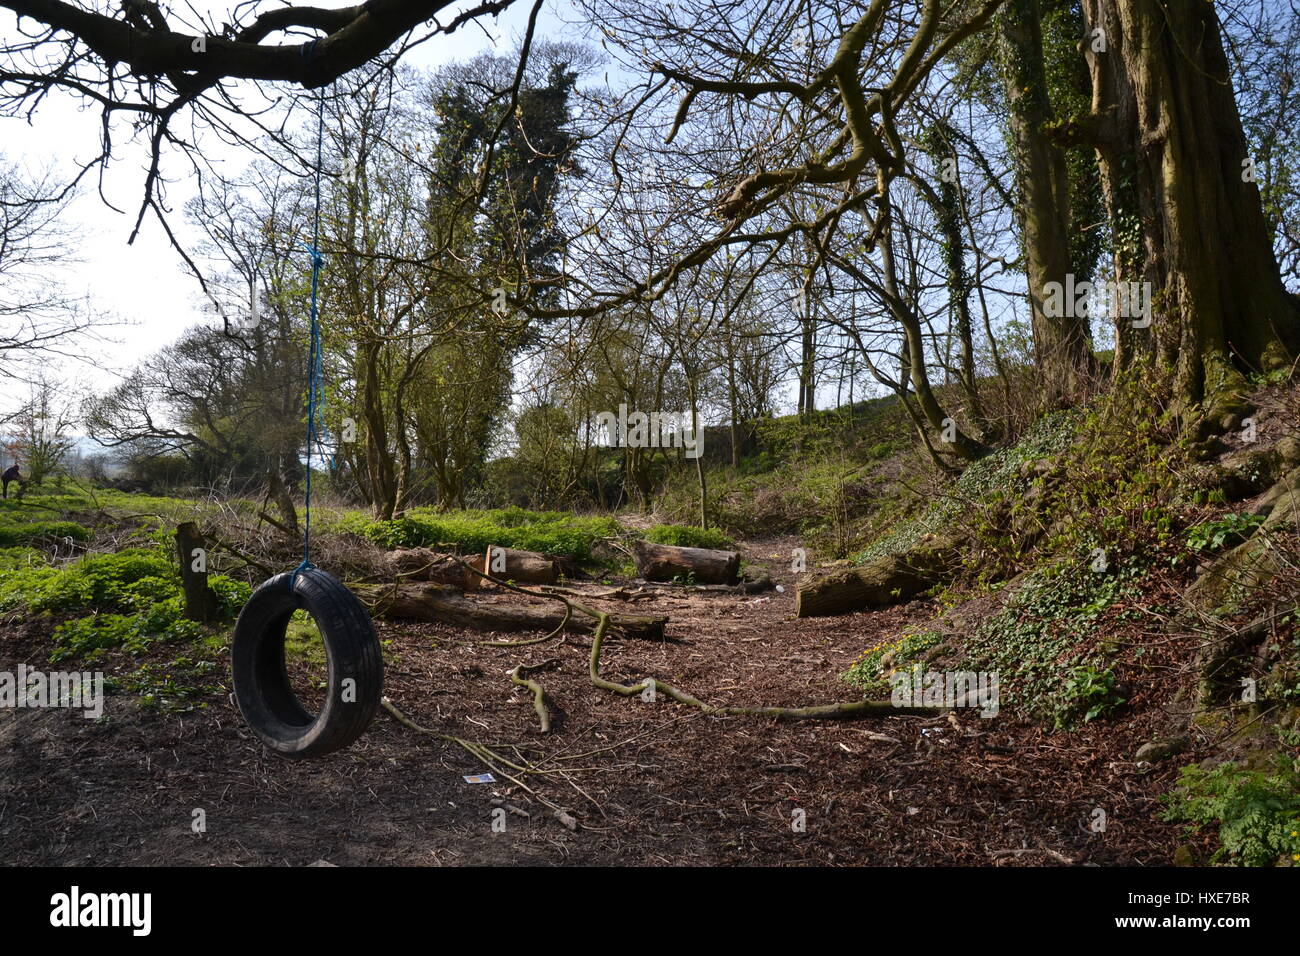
292;90;327;588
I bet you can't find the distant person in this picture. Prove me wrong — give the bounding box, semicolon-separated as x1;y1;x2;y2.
2;463;21;499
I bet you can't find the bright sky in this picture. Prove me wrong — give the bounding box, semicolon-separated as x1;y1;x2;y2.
1;0;576;404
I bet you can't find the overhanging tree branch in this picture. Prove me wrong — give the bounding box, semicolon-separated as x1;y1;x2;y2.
2;0;510;87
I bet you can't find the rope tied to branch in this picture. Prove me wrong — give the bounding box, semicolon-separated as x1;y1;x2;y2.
293;88;327;587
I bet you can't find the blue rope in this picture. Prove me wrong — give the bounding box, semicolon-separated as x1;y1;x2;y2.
292;90;327;588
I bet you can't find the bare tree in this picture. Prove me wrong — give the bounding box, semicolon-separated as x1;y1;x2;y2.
0;157;102;383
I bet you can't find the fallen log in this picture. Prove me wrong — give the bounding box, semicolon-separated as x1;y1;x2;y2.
631;539;740;585
356;582;665;640
795;536;960;617
483;546;558;585
382;548;481;589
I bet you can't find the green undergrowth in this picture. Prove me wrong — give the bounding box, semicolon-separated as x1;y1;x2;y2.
1163;750;1300;866
708;456;893;554
336;506;620;561
656;399;909;546
842;555;1143;726
644;523;732;549
0;545;249;665
751;398;906;460
843;385;1205;726
1185;513;1266;553
840;379;1298;867
1007;406;1186;565
0;518;92;547
843;628;946;696
854;410;1079;564
959;556;1142;727
51;602;209;664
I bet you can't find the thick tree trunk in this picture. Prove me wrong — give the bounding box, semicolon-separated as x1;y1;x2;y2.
1000;0;1095;399
1081;0;1299;422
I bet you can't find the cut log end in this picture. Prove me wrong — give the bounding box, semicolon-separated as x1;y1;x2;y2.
483;546;558;585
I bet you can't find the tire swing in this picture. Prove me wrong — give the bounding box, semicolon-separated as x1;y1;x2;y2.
232;89;383;758
232;567;383;758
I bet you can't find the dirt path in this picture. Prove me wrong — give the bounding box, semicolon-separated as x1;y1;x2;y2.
0;540;1194;866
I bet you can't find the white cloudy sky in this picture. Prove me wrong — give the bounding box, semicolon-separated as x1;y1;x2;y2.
2;0;576;406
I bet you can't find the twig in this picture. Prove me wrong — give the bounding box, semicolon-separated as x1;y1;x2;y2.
509;660;558;733
380;698;564;813
207;536;275;576
257;510;294;536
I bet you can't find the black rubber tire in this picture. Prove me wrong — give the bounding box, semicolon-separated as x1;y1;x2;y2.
232;567;384;758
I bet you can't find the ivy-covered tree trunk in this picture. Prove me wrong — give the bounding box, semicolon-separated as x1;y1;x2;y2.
1000;0;1095;400
877;186;989;461
922;124;990;435
1081;0;1299;424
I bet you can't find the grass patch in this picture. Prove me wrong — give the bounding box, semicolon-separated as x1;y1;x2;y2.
50;601;207;664
285;611;327;668
0;543;251;665
0;547;172;613
1;544;244;617
0;519;92;547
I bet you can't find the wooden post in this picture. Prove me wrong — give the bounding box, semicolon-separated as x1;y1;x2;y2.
175;522;217;622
